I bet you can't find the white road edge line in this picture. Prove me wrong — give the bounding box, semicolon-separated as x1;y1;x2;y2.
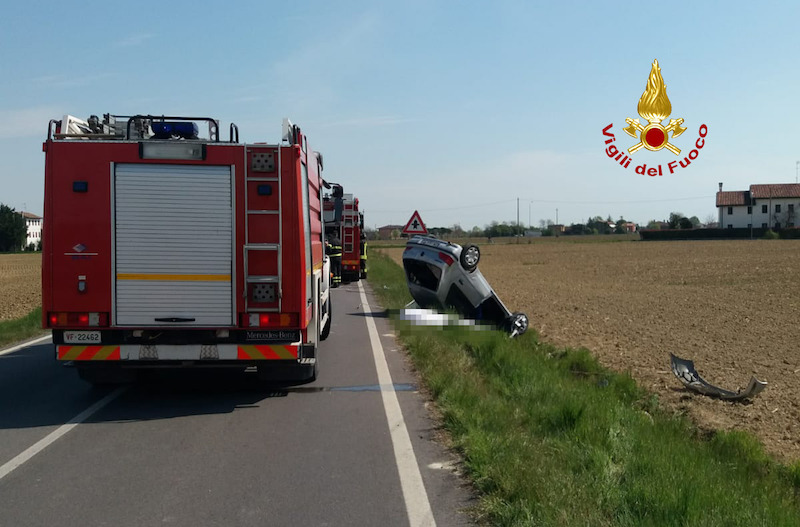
0;334;52;356
357;280;436;527
0;387;126;481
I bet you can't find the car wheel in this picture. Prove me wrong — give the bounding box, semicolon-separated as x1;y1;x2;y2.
460;244;480;272
507;312;528;338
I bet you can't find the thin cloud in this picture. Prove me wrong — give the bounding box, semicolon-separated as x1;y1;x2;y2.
316;116;414;128
30;72;116;89
0;106;63;138
115;33;154;47
233;96;263;103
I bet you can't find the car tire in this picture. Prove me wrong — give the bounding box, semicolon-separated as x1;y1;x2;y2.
507;312;529;338
460;244;480;272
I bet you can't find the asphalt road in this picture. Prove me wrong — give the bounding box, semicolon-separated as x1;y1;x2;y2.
0;282;473;526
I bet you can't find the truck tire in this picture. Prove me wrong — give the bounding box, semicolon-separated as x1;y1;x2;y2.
257;361;316;384
320;297;332;340
76;365;136;385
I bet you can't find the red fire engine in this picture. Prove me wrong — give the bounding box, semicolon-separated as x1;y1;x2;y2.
324;189;366;283
42;114;332;384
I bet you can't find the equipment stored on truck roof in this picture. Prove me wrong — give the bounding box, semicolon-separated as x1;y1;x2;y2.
43;114;332;384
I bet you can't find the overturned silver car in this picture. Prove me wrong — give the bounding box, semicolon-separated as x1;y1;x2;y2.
402;236;528;337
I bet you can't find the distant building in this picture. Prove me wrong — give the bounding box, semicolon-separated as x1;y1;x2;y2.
716;183;800;230
20;211;43;248
622;222;637;233
378;225;404;240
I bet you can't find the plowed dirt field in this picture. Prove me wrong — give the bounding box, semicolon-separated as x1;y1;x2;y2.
0;253;41;321
384;239;800;463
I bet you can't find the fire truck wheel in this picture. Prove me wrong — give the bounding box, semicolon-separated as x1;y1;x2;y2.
76;365;136;385
320;298;332;340
257;361;316;384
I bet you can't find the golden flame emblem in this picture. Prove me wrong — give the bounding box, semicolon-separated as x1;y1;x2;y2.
624;59;686;155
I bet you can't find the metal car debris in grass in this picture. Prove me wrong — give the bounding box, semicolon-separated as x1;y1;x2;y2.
670;353;767;401
401;235;528;337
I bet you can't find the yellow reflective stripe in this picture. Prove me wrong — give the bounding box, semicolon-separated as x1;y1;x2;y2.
238;345;262;360
238;345;297;360
117;273;230;281
92;346;118;360
273;345;296;359
60;346;85;360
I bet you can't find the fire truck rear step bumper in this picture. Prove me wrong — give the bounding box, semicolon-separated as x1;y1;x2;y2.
58;343;316;362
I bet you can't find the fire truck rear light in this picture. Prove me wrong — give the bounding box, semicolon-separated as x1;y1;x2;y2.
47;312;108;327
245;313;298;328
140;142;206;160
438;252;455;266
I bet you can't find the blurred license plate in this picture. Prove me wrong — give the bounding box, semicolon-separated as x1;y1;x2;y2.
63;331;101;344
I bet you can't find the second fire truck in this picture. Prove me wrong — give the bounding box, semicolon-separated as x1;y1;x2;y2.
324;188;366;284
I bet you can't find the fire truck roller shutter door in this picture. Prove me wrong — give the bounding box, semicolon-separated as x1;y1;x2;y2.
113;164;234;326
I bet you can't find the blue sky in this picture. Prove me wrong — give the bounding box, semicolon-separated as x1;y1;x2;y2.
2;1;798;229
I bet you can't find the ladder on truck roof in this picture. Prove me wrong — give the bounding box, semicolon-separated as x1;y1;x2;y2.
244;145;282;313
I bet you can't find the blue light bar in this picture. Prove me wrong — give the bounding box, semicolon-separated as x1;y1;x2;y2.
151;121;199;139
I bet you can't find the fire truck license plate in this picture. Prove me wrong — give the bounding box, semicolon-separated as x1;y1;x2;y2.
64;331;101;344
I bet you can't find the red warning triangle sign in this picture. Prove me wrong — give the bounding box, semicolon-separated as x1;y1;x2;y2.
402;210;428;235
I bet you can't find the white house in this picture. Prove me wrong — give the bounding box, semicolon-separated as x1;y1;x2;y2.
716;183;800;230
21;211;43;248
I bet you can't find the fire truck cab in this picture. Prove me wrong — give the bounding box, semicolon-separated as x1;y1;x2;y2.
42;114;332;384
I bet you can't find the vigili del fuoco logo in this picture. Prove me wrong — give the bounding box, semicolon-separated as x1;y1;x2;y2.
602;59;707;176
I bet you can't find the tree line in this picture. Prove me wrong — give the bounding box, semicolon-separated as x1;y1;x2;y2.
366;211;707;240
0;203;37;252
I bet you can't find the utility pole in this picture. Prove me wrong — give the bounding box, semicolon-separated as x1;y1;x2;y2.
555;208;559;238
796;161;798;183
516;197;520;239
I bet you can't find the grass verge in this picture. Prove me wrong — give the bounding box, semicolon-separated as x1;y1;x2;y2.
368;250;800;526
0;307;47;349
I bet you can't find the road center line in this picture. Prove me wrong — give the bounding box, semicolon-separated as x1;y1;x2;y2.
0;387;126;481
357;280;436;527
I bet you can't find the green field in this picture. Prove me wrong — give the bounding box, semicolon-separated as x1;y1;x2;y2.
368;250;800;526
0;307;46;349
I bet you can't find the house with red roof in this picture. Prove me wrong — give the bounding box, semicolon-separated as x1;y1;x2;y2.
716;183;800;230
